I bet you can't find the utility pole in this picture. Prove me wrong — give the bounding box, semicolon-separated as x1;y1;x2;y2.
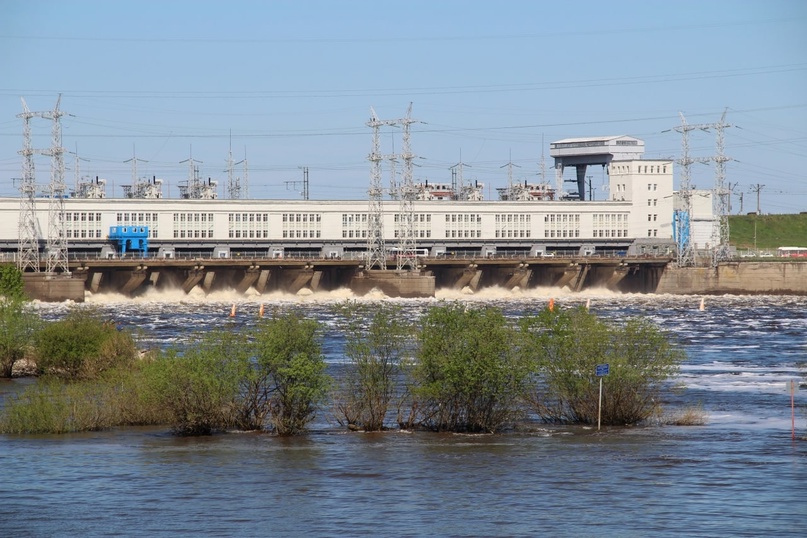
301;166;309;200
285;167;310;200
727;182;739;214
750;184;764;215
587;175;594;201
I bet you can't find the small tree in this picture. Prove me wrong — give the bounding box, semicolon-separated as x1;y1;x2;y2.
413;303;532;433
334;302;412;431
254;311;330;435
0;298;40;377
35;307;136;380
520;307;685;425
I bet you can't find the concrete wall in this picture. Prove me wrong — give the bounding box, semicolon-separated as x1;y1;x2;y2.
656;262;807;295
23;274;86;302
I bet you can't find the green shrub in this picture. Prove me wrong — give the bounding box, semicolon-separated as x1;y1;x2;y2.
254;311;330;435
0;264;25;301
413;304;532;433
3;377;120;434
520;307;685;425
145;330;248;435
35;307;136;380
333;302;413;431
0;298;41;377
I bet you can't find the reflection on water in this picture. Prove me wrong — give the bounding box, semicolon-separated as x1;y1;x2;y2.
3;292;806;536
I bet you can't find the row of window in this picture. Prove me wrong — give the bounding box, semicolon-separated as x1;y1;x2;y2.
544;213;580;239
173;213;213;239
118;212;159;238
592;213;628;239
282;213;321;224
228;213;270;239
610;164;668;174
117;212;158;223
66;229;103;239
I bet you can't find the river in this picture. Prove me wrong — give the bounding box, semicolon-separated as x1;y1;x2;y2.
1;288;805;537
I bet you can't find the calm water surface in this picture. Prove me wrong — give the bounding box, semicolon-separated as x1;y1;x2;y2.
1;290;806;537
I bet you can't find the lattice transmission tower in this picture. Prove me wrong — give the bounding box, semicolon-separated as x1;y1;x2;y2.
16;96;70;274
396;103;420;271
673;112;710;267
710;109;733;266
17;99;39;272
43;95;69;274
366;108;396;270
673;111;734;267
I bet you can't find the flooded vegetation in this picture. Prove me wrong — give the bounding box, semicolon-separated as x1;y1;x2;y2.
1;289;805;535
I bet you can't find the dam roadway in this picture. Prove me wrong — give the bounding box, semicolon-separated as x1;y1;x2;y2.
49;254;670;300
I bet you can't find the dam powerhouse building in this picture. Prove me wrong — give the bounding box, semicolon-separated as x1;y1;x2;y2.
1;136;687;262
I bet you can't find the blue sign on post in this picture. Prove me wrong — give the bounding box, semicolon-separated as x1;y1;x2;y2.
596;363;610;377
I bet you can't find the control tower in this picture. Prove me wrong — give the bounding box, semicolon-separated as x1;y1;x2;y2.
550;135;644;200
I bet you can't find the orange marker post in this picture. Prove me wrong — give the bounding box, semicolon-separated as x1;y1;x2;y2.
548;298;555;312
229;304;236;318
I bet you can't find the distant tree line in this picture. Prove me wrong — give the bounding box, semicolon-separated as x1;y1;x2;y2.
0;291;695;435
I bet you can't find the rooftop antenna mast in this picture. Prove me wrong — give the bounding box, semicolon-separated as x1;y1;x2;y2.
500;150;520;200
123;144;148;198
241;147;249;199
226;131;241;199
42;94;69;274
711;108;733;266
17;98;39;272
540;134;547;184
179;147;203;199
450;151;469;201
366;107;396;270
397;102;420;271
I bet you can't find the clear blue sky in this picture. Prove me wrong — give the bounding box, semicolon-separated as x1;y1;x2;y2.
1;0;805;213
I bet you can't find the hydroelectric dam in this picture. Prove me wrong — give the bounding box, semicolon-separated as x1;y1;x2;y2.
21;254;671;301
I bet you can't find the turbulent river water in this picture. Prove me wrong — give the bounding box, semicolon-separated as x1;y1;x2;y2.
1;287;806;537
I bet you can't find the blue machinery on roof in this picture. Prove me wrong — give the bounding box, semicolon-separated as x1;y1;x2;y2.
108;226;149;256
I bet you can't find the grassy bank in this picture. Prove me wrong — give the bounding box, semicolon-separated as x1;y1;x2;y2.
729;214;807;249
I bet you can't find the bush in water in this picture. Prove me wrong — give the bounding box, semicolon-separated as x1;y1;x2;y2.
0;364;170;434
332;302;414;431
34;307;137;380
519;307;684;426
253;310;330;435
412;303;533;433
145;329;248;435
0;297;41;378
